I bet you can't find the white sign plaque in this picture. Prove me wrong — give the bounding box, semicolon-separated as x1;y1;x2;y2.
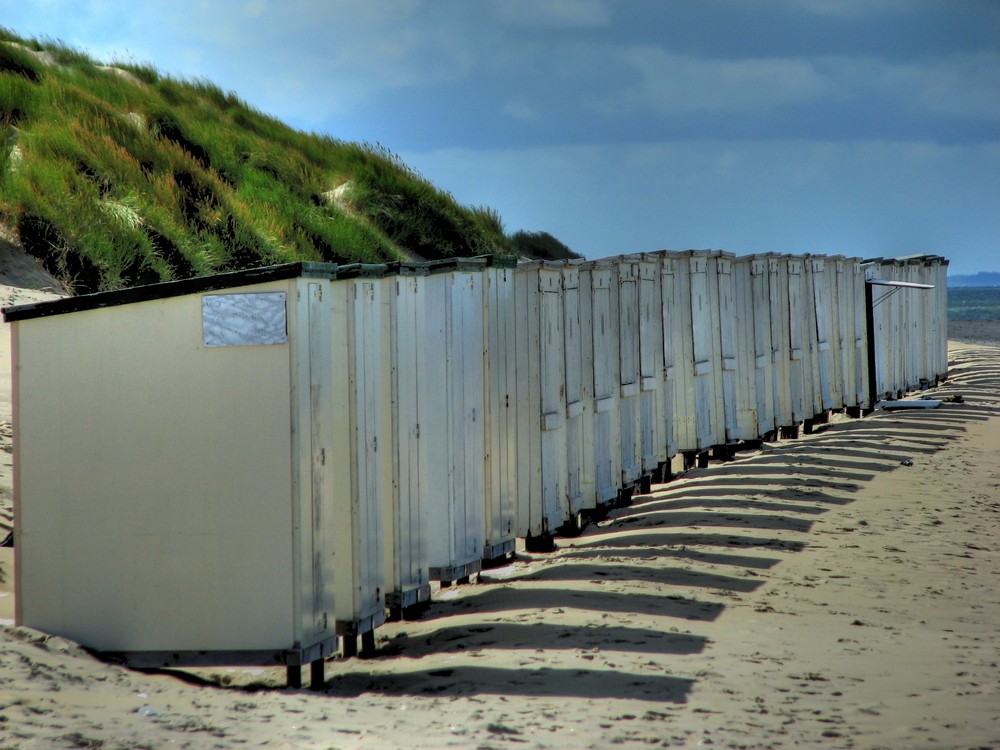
202;292;288;347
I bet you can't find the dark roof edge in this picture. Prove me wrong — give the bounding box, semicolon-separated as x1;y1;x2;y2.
2;255;512;323
2;262;336;323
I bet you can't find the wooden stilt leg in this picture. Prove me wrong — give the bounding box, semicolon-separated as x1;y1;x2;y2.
639;474;652;495
309;659;325;690
360;630;376;658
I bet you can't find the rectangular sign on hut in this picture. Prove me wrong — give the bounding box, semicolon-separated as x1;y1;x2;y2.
202;292;288;347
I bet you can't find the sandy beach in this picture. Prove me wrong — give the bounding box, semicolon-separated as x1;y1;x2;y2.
949;319;1000;347
1;256;998;748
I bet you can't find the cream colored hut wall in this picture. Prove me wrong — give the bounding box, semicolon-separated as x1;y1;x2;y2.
14;279;302;652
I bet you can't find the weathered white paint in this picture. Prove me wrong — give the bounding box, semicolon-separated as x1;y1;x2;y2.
716;254;741;442
335;272;389;635
616;260;642;483
385;271;430;609
634;255;667;471
748;255;776;435
581;260;621;504
561;265;586;515
484;263;518;559
421;269;487;576
768;255;794;430
732;257;761;439
657;253;685;456
688;251;727;449
514;262;569;536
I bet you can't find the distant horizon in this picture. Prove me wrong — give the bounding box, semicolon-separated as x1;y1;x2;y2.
947;271;1000;289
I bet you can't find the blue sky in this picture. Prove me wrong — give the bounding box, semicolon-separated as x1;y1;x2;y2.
3;0;998;275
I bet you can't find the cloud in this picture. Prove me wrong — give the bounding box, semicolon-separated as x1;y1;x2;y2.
493;0;611;28
607;47;833;116
874;53;1000;120
244;0;267;18
502;99;541;123
593;44;1000;132
715;0;925;18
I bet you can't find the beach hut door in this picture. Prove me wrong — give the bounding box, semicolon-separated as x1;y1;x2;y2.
690;258;716;448
306;281;332;635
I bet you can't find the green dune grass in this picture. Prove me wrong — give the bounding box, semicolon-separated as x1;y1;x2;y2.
1;29;531;294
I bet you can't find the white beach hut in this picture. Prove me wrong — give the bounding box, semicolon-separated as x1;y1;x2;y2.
384;262;444;619
747;255;776;437
615;258;643;487
330;264;391;656
688;250;726;454
561;262;588;527
4;263;386;688
659;252;695;457
785;255;811;424
483;259;518;562
635;254;668;481
514;261;570;543
422;260;488;584
808;255;837;412
799;256;824;422
767;254;795;434
580;258;622;506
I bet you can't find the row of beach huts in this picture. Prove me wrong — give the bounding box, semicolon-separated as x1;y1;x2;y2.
3;249;947;687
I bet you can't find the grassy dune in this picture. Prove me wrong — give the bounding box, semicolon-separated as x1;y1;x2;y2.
1;29;518;294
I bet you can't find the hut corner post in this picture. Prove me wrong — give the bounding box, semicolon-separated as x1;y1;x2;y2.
864;280;878;409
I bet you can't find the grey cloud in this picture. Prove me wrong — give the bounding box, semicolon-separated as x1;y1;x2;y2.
493;0;611;28
608;47;834;116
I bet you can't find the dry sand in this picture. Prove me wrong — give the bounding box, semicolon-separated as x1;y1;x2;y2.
1;250;998;748
949;319;1000;347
